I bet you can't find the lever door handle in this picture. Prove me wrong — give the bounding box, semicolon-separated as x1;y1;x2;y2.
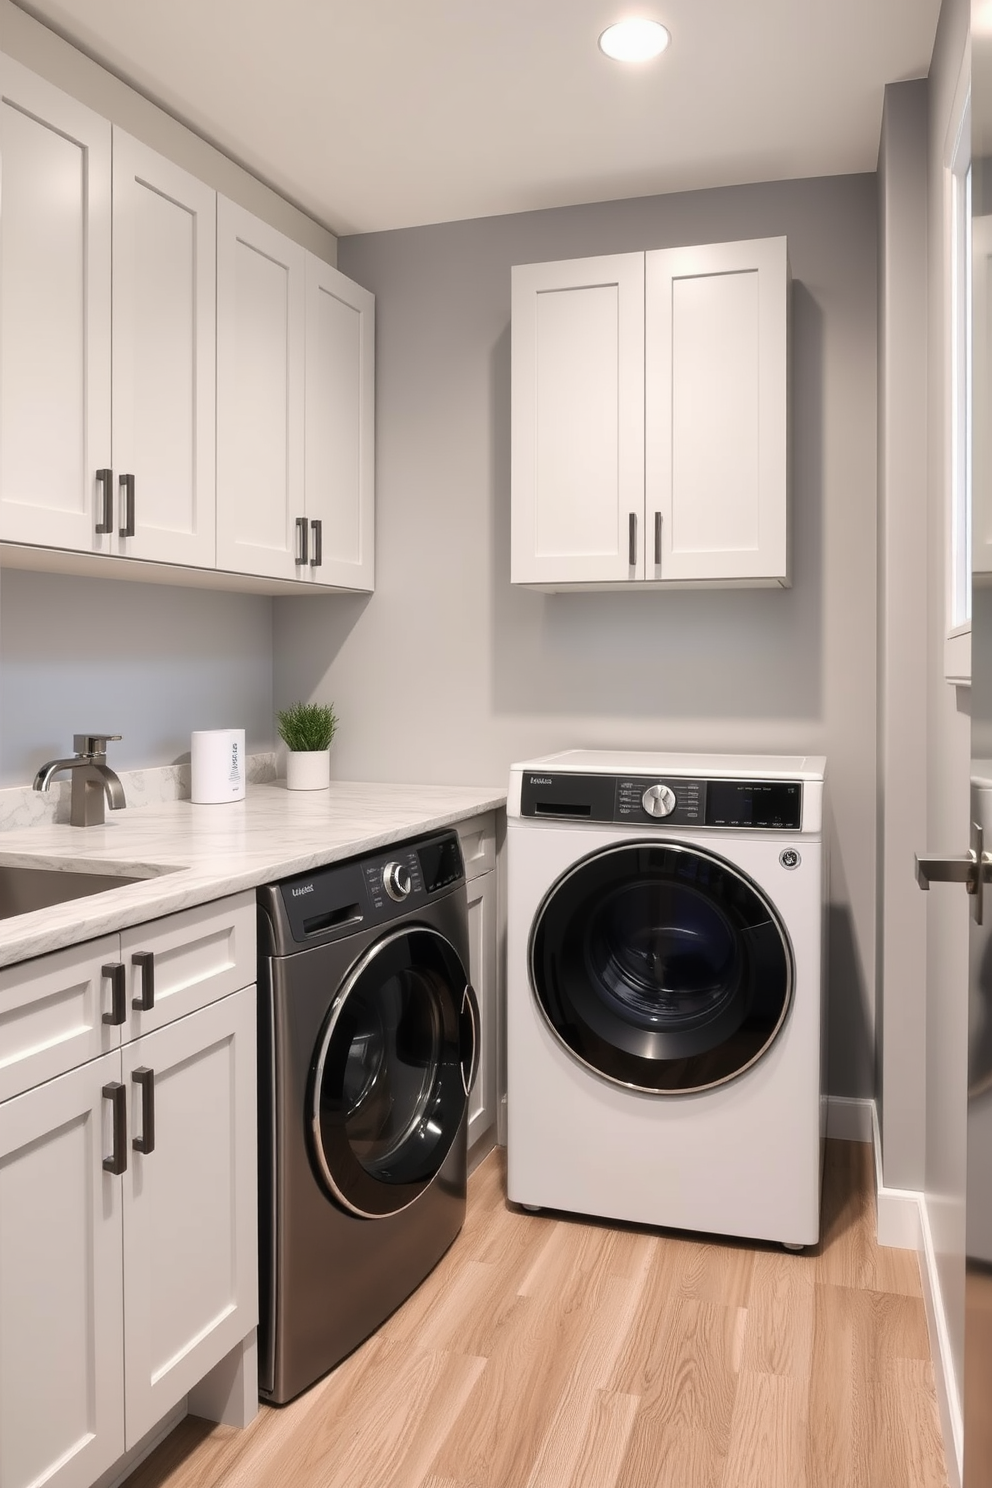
916;822;992;923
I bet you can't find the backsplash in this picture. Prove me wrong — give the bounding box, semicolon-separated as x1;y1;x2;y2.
0;753;278;831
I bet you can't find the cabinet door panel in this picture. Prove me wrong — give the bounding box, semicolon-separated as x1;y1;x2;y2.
0;1053;124;1488
304;256;374;590
112;131;216;567
646;237;789;583
122;891;255;1038
0;56;111;551
216;198;305;580
0;936;122;1103
466;871;497;1151
511;254;644;584
122;987;256;1447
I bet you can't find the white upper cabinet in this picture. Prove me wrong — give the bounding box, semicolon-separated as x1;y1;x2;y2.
0;55;112;552
511;253;644;585
112;131;217;567
304;255;375;590
216;197;306;582
645;237;789;584
511;237;790;589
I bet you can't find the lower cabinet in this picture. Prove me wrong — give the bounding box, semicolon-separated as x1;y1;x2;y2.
0;894;257;1488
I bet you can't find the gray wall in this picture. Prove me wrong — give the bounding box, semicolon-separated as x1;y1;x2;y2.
274;175;880;1100
0;571;275;784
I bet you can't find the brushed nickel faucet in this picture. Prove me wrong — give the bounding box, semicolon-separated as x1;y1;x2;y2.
34;734;127;827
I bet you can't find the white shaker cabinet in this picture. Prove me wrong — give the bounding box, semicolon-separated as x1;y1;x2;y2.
112;132;217;568
216;197;306;582
0;894;258;1488
0;55;113;553
511;236;790;589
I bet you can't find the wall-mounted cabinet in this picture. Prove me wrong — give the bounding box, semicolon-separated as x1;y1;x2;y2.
0;54;374;597
511;236;790;590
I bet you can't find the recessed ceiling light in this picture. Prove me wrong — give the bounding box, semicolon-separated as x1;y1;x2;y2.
598;18;671;63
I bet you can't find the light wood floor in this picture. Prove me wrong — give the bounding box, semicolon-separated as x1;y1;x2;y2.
130;1140;948;1488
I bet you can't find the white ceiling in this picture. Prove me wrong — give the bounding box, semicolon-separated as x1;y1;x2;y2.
13;0;942;238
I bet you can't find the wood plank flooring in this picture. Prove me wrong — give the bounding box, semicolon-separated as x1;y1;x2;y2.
129;1140;948;1488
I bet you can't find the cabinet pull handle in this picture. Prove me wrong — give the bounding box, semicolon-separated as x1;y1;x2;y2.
654;511;662;567
95;469;114;534
460;982;481;1098
131;950;155;1011
310;519;322;569
295;516;308;566
102;1082;128;1174
628;512;637;567
131;1067;155;1154
119;474;135;538
101;962;126;1026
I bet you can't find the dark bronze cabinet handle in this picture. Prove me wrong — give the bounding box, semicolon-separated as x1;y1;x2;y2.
131;950;155;1011
102;1082;127;1174
101;962;126;1026
119;473;135;537
310;519;322;568
95;469;113;533
131;1067;155;1154
654;511;662;567
295;516;308;566
628;512;637;567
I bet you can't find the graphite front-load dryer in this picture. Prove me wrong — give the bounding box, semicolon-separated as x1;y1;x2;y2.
507;750;826;1249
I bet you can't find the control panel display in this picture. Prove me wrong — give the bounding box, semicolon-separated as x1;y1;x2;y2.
521;773;803;830
703;781;801;830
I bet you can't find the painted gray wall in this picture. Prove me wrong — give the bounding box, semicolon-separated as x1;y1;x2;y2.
0;570;275;784
274;174;879;1100
876;79;929;1191
925;0;970;1456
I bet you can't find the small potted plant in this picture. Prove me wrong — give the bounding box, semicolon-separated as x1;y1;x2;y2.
277;701;338;791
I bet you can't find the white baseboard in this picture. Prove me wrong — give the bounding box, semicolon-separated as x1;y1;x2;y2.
918;1193;963;1488
826;1094;874;1142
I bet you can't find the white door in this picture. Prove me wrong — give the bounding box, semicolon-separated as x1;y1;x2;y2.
511;252;644;585
465;869;497;1151
645;236;789;584
216;197;305;581
0;1053;124;1488
304;255;375;590
112;131;216;568
121;987;256;1447
0;56;112;552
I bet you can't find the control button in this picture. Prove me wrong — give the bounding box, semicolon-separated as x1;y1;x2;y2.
642;783;676;818
382;861;412;901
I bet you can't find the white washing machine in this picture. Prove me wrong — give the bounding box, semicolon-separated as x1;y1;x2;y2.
507;750;827;1249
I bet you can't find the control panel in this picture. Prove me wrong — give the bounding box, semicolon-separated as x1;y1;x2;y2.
520;772;802;831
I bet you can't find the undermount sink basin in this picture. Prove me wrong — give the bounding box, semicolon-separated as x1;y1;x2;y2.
0;863;164;920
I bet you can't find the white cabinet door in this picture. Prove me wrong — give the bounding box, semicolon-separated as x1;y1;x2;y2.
511;253;644;584
0;936;122;1103
0;1052;124;1488
645;236;790;584
121;891;256;1040
121;986;257;1447
304;255;375;590
0;55;112;552
465;870;497;1151
216;197;305;581
112;131;216;567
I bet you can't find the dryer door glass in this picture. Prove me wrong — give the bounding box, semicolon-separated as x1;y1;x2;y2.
311;926;470;1218
531;842;793;1093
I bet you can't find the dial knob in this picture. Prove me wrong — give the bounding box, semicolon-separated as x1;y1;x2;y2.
382;861;412;902
641;783;676;818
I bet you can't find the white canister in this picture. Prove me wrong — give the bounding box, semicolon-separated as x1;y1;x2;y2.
191;729;246;804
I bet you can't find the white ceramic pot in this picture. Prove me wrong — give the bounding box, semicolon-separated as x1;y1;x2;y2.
286;750;330;791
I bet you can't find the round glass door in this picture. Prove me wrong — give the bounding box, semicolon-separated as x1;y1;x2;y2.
531;842;793;1093
311;926;471;1217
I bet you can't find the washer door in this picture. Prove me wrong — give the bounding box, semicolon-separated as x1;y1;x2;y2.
530;842;793;1094
311;926;475;1218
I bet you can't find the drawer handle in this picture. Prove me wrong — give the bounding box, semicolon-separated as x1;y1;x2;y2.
102;1082;127;1174
295;515;308;566
310;518;322;569
101;962;126;1026
95;468;114;533
119;473;135;538
654;511;662;567
628;512;637;567
131;950;155;1011
131;1067;155;1155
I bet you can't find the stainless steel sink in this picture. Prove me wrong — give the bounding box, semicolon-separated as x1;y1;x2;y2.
0;863;161;919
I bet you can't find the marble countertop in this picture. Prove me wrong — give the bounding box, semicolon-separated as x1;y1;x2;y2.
0;779;506;968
